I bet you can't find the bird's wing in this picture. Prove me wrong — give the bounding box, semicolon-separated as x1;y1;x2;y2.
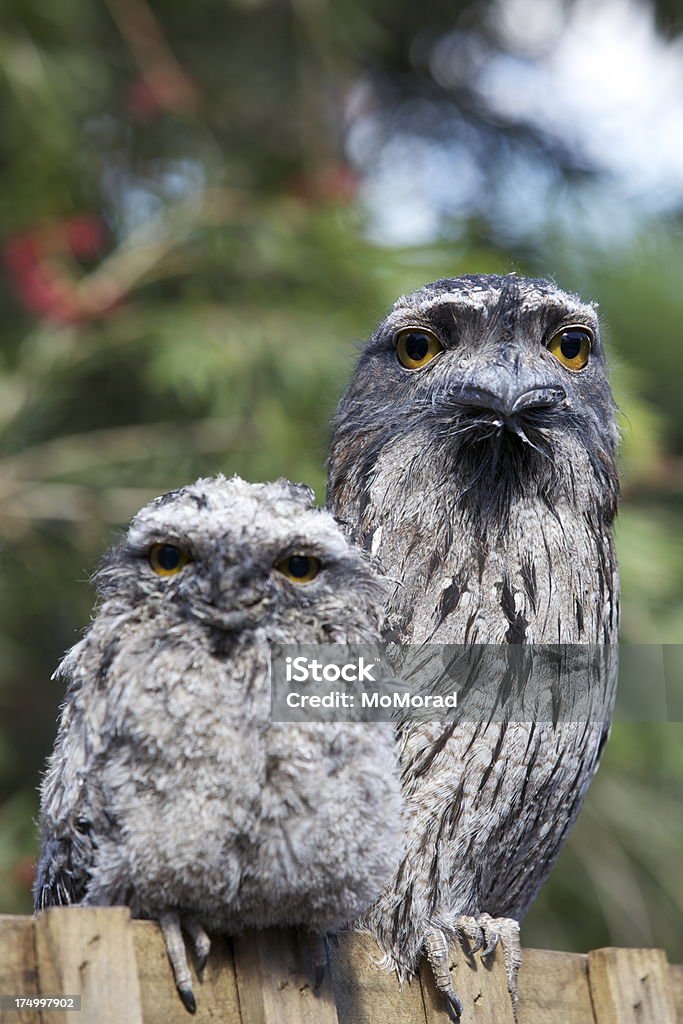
34;816;98;909
34;644;111;910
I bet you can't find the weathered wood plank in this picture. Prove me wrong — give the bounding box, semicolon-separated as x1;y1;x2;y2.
419;943;516;1024
233;928;339;1024
669;964;683;1024
518;949;595;1024
132;920;242;1024
587;947;677;1024
0;916;40;1024
329;930;427;1024
34;907;143;1024
4;912;683;1024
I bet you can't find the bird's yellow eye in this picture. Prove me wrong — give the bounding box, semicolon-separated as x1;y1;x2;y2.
395;328;443;370
547;327;592;371
149;543;190;576
275;554;321;584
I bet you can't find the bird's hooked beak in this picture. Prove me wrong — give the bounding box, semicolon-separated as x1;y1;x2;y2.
189;600;265;634
450;362;567;431
180;564;270;634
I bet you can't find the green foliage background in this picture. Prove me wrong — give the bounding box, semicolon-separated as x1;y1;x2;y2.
0;0;681;958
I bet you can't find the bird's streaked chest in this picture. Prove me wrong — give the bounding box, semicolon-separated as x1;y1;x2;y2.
363;480;618;645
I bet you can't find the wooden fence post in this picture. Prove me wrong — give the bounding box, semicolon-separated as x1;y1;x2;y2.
0;915;38;1024
34;907;143;1024
517;949;595;1024
329;931;427;1024
132;919;242;1024
2;912;683;1023
587;947;678;1024
419;941;516;1024
233;927;339;1024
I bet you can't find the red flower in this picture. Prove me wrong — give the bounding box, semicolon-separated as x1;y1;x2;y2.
3;216;116;324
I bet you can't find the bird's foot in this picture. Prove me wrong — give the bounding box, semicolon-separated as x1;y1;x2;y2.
455;913;521;1014
306;932;332;993
160;911;196;1013
424;928;463;1023
159;911;212;1013
184;916;212;978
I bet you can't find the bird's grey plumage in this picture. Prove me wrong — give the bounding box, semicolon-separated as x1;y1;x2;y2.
35;475;404;1010
327;274;619;1017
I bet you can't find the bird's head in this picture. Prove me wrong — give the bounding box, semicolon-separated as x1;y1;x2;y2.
329;274;619;531
95;475;387;647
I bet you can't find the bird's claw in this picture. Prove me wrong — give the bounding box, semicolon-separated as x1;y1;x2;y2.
312;962;326;994
455;913;504;961
160;910;211;1013
160;911;196;1013
456;913;521;1016
454;914;485;956
445;991;463;1023
424;928;462;1022
481;928;500;959
477;913;501;960
306;932;331;993
184;916;212;978
178;985;197;1015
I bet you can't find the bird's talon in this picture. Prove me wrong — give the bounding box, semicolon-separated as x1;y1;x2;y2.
183;917;211;978
179;986;197;1015
161;911;198;1014
481;930;500;960
455;915;483;956
312;962;326;994
195;951;209;978
306;932;330;993
424;929;463;1021
445;991;463;1023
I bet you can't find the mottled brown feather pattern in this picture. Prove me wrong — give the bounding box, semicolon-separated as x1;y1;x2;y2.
35;476;405;1004
328;274;619;981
